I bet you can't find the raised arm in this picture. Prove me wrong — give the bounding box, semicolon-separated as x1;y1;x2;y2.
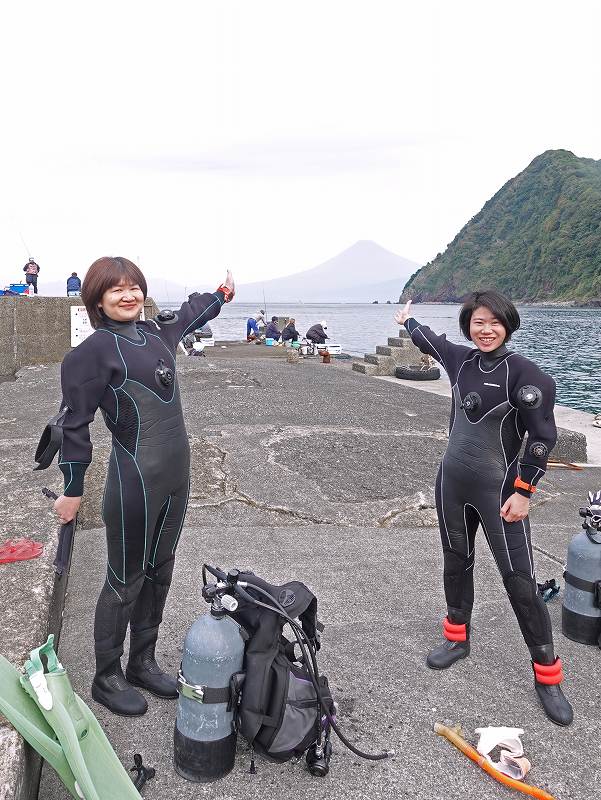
394;301;471;382
154;270;235;349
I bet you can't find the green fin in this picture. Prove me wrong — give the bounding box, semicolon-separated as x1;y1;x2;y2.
0;651;80;798
4;636;142;800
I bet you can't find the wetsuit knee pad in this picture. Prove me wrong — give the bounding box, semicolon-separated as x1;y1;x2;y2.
443;548;469;578
148;555;176;587
503;571;551;644
443;549;474;611
503;571;537;605
106;572;146;605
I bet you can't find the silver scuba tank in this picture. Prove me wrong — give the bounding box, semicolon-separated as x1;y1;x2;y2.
174;590;245;782
562;490;601;647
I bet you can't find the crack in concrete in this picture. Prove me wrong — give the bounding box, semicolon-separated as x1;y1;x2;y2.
377;491;436;527
188;434;334;522
188;436;234;498
532;543;566;567
263;424;448;447
188;430;443;528
189;491;334;524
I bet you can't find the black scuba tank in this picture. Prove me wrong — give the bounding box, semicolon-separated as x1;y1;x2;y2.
562;490;601;647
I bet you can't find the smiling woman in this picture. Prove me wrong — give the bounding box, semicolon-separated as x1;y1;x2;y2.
81;256;147;328
53;256;234;717
393;289;573;727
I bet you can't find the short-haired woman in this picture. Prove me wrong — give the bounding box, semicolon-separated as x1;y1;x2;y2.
394;290;573;726
54;257;234;716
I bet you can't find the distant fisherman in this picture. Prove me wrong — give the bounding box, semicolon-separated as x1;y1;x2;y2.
265;316;281;341
246;309;266;340
67;272;82;296
23;257;40;294
306;320;329;345
281;318;300;343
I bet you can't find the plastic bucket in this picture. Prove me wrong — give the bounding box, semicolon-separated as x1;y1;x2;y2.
265;338;274;346
291;341;300;349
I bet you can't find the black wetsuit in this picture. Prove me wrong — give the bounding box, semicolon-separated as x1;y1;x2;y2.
59;291;225;668
405;317;557;648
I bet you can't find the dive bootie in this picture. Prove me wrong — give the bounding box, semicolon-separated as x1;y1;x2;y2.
126;633;178;699
92;652;148;716
426;617;470;670
530;646;573;726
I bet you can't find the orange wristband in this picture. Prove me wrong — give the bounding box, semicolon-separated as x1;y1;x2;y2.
217;284;234;303
514;477;536;494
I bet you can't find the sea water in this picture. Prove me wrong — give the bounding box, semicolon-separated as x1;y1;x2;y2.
157;301;601;414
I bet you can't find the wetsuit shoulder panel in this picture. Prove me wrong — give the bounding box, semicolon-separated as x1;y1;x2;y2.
59;332;122;496
508;355;557;494
404;318;472;383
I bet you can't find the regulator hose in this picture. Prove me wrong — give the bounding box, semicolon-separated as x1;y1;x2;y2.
235;581;393;762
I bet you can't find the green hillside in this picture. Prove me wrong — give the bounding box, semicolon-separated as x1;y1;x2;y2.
402;150;601;304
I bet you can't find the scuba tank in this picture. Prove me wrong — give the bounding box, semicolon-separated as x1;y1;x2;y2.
174;576;246;783
562;489;601;647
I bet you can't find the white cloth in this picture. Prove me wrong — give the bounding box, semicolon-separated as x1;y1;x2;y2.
475;726;531;781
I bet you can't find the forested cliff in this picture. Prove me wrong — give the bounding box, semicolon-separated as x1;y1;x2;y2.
402;150;601;304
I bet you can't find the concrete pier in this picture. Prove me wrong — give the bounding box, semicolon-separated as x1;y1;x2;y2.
0;349;599;800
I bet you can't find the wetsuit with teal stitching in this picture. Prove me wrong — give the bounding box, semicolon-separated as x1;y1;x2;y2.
405;317;557;648
59;291;225;661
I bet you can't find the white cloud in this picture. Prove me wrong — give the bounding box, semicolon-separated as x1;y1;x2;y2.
1;0;600;288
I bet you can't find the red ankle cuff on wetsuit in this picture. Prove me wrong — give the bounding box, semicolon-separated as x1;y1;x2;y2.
443;617;467;642
533;657;564;685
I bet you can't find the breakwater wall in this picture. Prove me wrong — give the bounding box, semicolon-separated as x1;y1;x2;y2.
0;297;159;376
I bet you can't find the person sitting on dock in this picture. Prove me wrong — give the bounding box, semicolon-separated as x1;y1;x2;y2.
281;318;300;343
67;272;82;296
265;316;281;341
246;309;266;340
306;320;329;344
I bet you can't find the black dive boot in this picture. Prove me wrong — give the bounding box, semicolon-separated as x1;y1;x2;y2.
530;645;573;727
426;616;470;670
126;557;178;699
92;649;148;717
126;630;178;699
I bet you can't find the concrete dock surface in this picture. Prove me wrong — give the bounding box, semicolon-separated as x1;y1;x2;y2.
2;352;599;800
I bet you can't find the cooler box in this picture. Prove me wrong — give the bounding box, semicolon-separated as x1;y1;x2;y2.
265;338;275;346
317;343;342;355
9;283;29;294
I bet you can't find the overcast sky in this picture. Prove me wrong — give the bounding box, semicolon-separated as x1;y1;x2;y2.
1;0;600;289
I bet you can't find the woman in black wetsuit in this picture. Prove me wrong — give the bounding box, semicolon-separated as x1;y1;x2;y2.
53;257;234;716
395;291;573;726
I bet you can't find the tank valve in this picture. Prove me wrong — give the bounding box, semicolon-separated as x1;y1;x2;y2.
221;594;239;612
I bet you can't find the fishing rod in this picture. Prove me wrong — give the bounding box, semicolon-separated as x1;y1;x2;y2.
18;231;31;258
